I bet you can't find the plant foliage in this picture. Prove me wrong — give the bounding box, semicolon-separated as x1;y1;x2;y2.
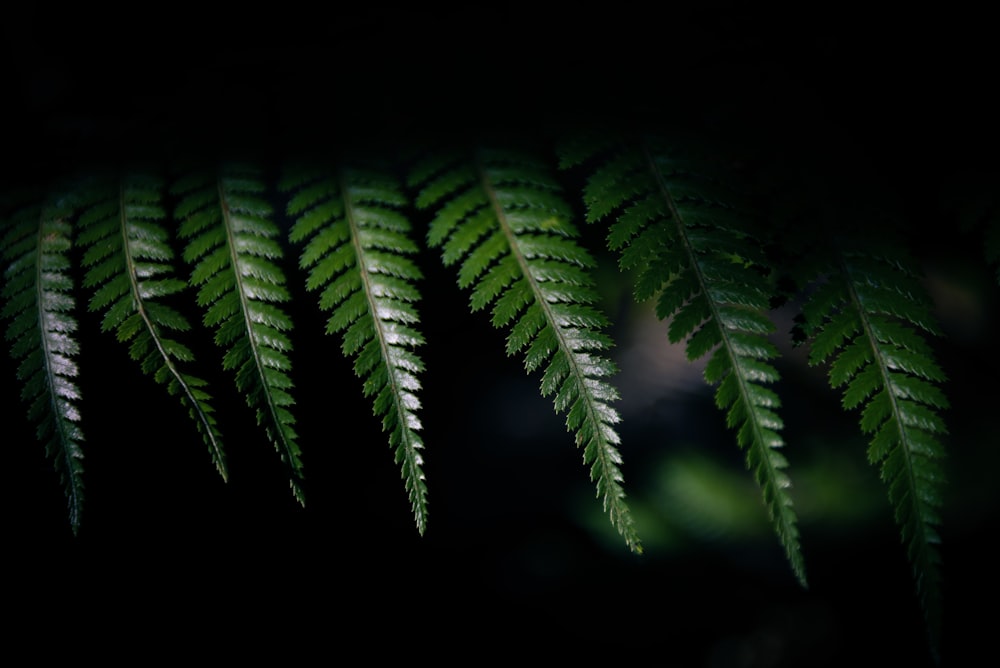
794;228;949;658
408;144;641;553
173;163;306;504
0;131;975;666
2;191;85;533
558;131;805;584
282;161;430;534
76;169;227;480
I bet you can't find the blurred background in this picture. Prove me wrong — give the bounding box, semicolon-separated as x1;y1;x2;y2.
2;3;997;665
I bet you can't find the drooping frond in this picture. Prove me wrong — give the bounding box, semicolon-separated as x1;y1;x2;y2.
1;194;85;533
409;145;642;554
560;133;803;582
75;170;227;479
282;162;429;534
172;163;305;504
797;234;948;656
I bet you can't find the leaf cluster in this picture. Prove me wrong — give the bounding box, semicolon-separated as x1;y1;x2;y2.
2;129;990;666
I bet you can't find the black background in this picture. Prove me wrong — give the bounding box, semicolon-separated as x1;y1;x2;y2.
2;4;997;665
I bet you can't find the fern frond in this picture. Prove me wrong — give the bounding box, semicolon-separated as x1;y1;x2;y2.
560;133;803;582
173;163;305;504
76;170;227;479
410;145;642;554
282;163;430;535
798;236;947;653
1;194;85;533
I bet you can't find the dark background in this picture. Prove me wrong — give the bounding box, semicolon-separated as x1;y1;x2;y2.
2;4;997;665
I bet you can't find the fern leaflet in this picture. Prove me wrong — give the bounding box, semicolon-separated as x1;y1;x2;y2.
409;145;642;554
1;194;85;532
173;163;305;504
76;170;227;479
560;133;804;582
798;235;948;655
282;162;430;534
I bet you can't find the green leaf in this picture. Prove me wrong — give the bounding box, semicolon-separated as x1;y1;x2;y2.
563;130;804;585
77;171;227;480
411;144;641;555
2;194;86;533
799;234;948;653
283;163;429;535
175;163;305;505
